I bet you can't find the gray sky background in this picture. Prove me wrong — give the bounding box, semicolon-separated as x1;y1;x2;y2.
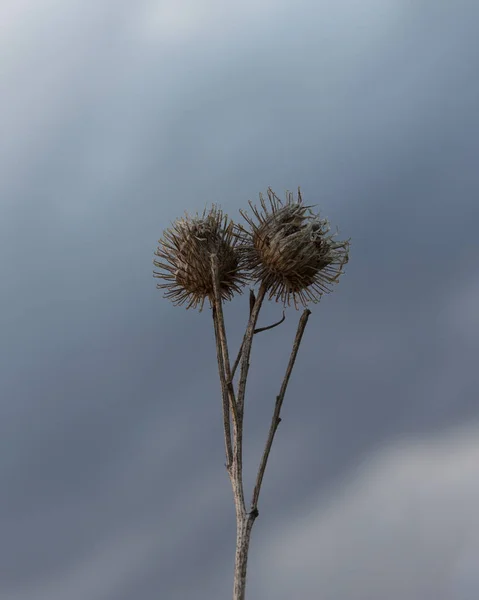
1;1;479;598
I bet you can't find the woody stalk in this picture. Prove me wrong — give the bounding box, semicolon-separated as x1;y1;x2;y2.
153;188;350;600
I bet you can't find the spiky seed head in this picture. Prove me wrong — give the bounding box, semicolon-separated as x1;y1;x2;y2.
153;205;245;311
237;188;350;308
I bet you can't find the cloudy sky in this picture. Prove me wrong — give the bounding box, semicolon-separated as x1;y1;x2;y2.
1;1;479;598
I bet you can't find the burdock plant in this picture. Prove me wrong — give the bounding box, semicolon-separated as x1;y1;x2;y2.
153;188;350;600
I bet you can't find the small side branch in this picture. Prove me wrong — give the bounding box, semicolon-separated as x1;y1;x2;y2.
254;311;285;334
230;307;285;383
251;308;311;512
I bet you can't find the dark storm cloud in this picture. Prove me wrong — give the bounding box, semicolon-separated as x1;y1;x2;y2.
1;0;479;598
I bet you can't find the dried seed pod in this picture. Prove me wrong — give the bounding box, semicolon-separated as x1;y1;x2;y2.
153;205;245;311
238;188;350;308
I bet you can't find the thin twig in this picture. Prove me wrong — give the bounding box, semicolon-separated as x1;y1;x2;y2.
230;310;286;383
254;311;285;334
250;308;311;512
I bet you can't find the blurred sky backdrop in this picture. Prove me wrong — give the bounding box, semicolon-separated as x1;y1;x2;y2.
1;1;479;599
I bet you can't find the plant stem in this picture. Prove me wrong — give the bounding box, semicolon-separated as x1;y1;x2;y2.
210;255;236;469
236;282;268;414
210;265;311;599
211;305;233;469
229;282;267;599
233;310;311;599
210;255;250;600
251;308;311;512
233;512;257;600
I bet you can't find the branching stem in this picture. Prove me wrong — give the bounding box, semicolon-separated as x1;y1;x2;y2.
210;262;311;600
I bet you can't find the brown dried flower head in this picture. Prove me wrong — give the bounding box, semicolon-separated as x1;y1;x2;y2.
153;205;245;311
238;188;350;308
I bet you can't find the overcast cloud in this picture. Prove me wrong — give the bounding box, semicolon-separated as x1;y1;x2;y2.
1;1;479;598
